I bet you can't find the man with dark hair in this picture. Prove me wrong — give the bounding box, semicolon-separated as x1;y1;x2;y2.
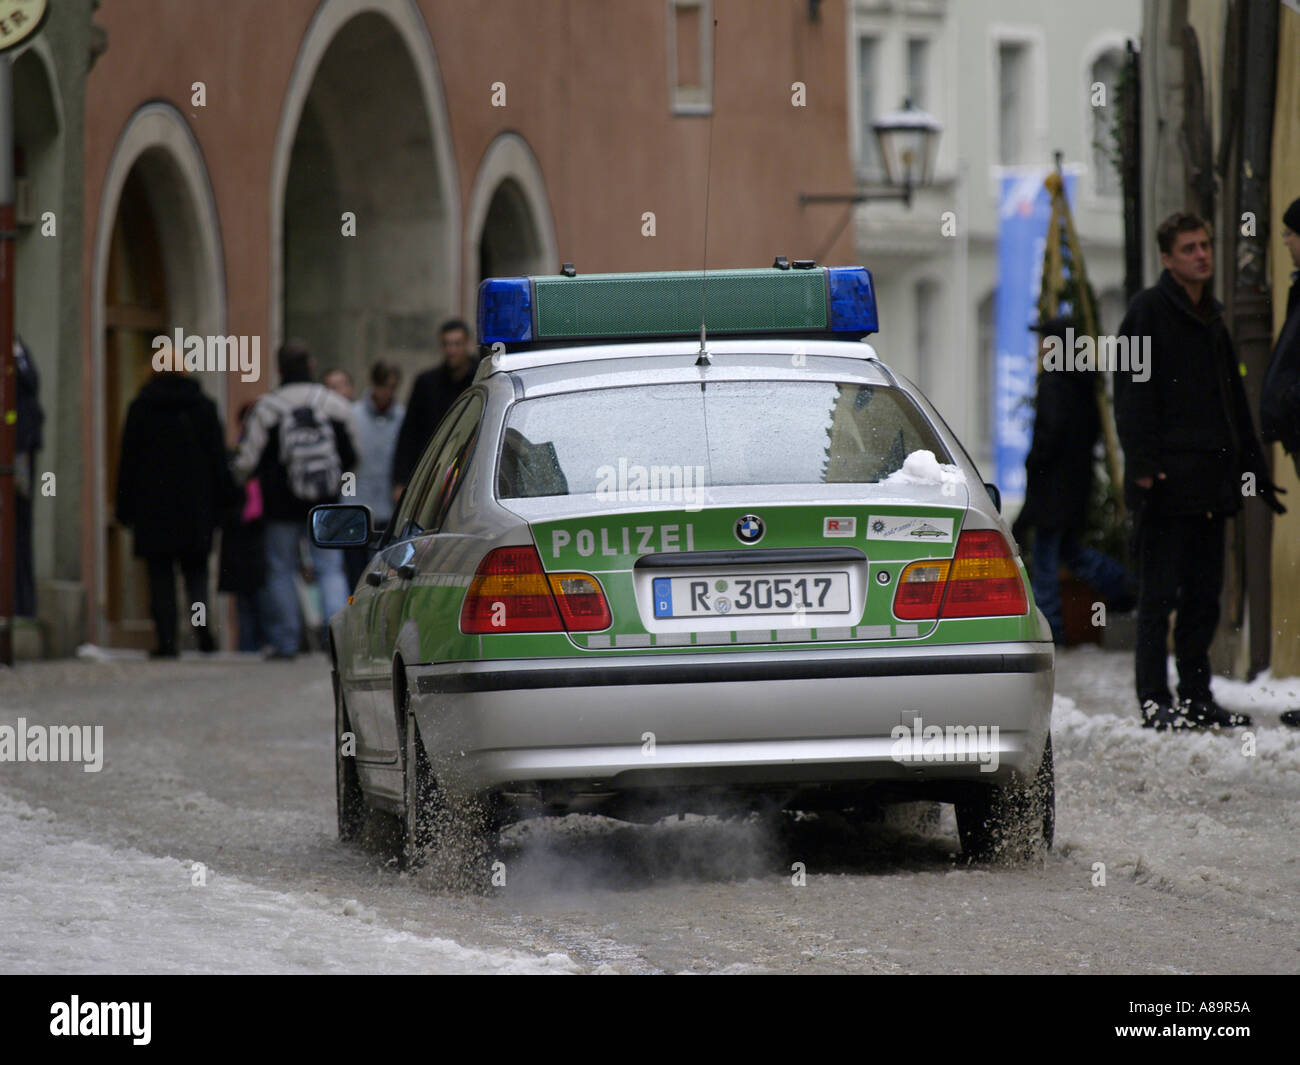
322;367;355;402
391;318;476;499
1260;197;1300;730
1115;212;1285;731
232;341;360;658
1019;315;1132;645
347;360;404;588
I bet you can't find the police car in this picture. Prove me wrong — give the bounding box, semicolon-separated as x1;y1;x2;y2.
312;264;1055;867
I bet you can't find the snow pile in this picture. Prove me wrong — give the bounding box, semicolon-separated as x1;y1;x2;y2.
1052;696;1300;789
1049;691;1300;921
881;450;965;488
0;791;580;975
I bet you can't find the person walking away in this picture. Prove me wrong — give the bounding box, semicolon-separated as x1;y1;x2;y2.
347;360;404;589
1259;197;1300;729
1114;212;1286;731
115;364;236;657
391;319;476;501
231;341;360;659
13;336;43;618
1019;316;1133;645
219;403;270;652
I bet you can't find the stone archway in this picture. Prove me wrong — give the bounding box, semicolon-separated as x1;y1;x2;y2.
463;132;558;320
91;104;226;646
272;0;458;390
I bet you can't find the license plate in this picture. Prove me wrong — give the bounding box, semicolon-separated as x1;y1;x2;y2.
652;572;851;619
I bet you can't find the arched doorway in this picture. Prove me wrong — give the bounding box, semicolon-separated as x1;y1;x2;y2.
463;132;558;320
479;180;543;280
277;3;456;391
102;167;168;646
92;106;226;647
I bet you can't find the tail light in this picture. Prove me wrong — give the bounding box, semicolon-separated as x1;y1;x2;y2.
460;546;610;633
893;530;1027;621
547;573;612;631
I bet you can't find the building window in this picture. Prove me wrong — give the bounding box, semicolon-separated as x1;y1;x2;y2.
915;279;940;396
857;35;881;176
669;0;712;114
907;37;929;111
1090;50;1123;198
997;41;1028;165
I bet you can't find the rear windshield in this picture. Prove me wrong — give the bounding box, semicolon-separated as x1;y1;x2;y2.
497;380;950;499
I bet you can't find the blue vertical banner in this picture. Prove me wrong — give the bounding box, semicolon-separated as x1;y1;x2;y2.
993;170;1076;505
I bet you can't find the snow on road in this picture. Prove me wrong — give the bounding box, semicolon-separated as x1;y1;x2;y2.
0;791;577;975
1;647;1298;974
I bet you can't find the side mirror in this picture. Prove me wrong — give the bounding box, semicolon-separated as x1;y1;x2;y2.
983;482;1002;514
310;504;372;548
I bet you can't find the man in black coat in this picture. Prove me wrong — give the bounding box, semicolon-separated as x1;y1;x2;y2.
1019;316;1131;645
391;319;476;500
1115;212;1286;731
1260;197;1300;730
1261;197;1300;474
13;336;43;618
115;368;238;657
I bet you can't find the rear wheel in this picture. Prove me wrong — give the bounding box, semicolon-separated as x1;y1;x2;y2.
955;735;1054;863
334;672;366;842
400;685;443;870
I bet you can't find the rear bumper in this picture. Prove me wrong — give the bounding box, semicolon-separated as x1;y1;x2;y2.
408;642;1054;799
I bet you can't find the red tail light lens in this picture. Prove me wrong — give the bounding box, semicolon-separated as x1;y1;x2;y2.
893;530;1027;621
459;547;611;633
460;546;563;633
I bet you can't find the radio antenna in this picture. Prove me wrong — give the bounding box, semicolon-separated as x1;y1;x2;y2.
696;15;718;368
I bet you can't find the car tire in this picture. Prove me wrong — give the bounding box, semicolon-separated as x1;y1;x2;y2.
400;686;443;871
955;735;1055;863
334;671;366;842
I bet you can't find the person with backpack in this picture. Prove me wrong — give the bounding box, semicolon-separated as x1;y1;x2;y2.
231;341;360;659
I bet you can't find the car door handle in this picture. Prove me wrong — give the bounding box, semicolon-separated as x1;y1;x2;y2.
365;571;382;587
397;564;417;581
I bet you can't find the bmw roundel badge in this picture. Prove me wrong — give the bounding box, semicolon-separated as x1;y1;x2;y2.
735;513;765;544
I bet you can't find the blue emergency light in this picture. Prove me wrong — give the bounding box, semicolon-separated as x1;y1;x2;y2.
477;265;878;347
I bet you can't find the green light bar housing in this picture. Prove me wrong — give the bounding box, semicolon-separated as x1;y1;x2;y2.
476;266;879;351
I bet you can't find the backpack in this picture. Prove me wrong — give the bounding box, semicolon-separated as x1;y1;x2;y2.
275;391;342;503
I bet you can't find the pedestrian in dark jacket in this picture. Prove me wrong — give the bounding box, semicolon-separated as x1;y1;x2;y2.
115;368;237;657
1019;316;1131;644
391;319;476;498
1260;197;1300;476
13;336;43;618
231;341;360;659
218;403;270;652
1260;197;1300;730
1114;212;1286;732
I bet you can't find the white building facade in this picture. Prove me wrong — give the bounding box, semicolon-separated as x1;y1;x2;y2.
844;0;1140;480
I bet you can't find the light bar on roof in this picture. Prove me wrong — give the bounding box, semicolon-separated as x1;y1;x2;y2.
476;266;878;348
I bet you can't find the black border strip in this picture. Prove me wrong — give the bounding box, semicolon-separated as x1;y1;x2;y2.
416;650;1052;694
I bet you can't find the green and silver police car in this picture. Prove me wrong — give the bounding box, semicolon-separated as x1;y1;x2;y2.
312;264;1055;867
